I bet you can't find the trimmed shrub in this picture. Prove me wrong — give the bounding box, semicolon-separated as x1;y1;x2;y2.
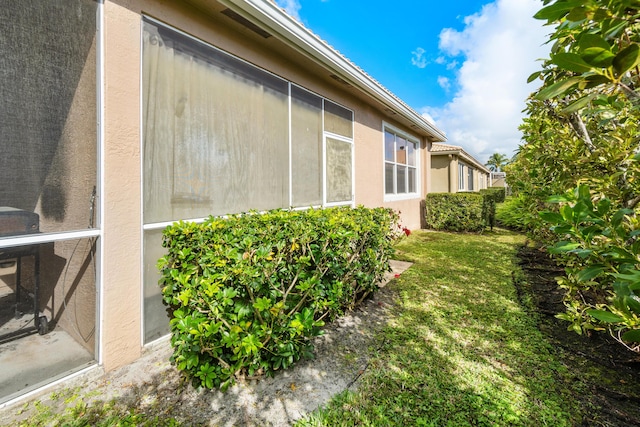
157;206;400;390
487;186;506;203
425;193;484;232
496;195;535;231
479;188;505;231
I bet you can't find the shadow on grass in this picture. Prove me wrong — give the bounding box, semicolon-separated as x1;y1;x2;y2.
302;229;578;426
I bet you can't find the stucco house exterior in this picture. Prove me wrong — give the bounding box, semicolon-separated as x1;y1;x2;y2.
430;143;490;193
0;0;447;404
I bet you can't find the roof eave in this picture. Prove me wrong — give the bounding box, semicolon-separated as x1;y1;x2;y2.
432;148;490;174
217;0;447;142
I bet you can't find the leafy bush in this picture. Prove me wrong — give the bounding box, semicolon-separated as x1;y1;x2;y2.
507;0;640;354
479;188;505;230
542;185;640;352
157;207;401;390
496;195;543;233
486;186;506;203
424;193;484;232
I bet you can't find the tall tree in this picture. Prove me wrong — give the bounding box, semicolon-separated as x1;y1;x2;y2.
508;0;640;352
485;153;509;172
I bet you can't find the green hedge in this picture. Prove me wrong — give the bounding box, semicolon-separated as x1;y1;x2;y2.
425;193;485;232
157;207;400;390
479;188;505;230
486;186;506;203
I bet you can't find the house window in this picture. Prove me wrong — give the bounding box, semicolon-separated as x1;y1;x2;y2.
384;126;418;198
468;168;474;191
141;19;354;342
458;163;465;190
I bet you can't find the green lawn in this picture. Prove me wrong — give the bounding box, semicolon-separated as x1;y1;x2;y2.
298;229;579;426
6;228;592;426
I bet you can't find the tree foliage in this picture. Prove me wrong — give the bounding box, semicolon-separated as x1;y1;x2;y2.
507;0;640;351
485;152;509;172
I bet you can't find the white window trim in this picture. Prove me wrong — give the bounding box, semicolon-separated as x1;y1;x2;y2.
458;162;465;191
323;132;355;207
383;122;421;202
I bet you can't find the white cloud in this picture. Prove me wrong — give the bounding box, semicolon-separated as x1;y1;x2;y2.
422;0;549;163
411;47;428;68
446;60;458;70
274;0;302;21
437;76;451;90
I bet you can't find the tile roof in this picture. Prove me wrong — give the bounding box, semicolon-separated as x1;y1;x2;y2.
431;143;490;173
431;143;463;153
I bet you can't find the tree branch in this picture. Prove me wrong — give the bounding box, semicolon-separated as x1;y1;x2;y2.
568;113;596;152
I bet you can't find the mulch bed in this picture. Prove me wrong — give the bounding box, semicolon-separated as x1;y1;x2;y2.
515;244;640;427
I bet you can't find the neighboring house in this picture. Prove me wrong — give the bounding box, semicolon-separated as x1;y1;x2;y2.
430;143;490;193
0;0;446;404
490;172;508;188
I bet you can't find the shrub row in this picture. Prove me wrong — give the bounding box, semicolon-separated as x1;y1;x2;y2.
480;187;506;230
157;207;401;390
425;187;505;232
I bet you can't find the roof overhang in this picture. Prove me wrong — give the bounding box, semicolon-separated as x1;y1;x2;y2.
432;148;490;174
213;0;447;142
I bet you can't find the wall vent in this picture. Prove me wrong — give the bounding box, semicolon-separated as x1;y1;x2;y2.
221;8;272;38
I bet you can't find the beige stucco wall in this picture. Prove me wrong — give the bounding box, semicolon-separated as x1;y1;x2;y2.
101;1;144;371
99;0;434;370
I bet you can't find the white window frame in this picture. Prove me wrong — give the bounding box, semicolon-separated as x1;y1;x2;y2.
322;98;355;207
458;163;465;191
383;122;420;202
323;132;355;207
468;167;474;191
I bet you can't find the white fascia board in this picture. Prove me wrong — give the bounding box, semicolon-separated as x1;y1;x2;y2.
216;0;447;142
459;151;490;174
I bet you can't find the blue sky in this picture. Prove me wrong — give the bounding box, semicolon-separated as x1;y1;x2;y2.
275;0;550;163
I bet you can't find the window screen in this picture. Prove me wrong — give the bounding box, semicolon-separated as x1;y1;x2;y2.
0;0;98;235
143;21;289;223
291;86;323;207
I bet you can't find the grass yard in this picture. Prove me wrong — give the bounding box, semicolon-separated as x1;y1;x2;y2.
6;228;638;426
298;229;580;426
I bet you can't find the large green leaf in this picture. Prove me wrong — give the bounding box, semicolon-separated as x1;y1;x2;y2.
527;71;542;83
581;47;616;67
539;211;564;224
551;52;593;73
566;6;590;22
621;329;640;342
535;76;584;100
582;74;613;89
587;309;624;323
548;241;581;254
561;94;596;114
576;265;606;282
534;1;588;21
625;296;640;315
613;43;640;77
578;33;611;51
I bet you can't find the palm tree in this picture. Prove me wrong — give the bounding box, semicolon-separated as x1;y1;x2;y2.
485;153;509;172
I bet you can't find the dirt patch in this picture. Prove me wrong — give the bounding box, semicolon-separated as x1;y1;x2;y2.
1;261;412;427
515;245;640;427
